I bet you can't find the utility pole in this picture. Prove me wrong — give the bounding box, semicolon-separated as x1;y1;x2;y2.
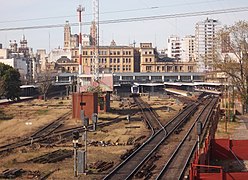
77;5;85;92
77;5;85;76
225;83;228;133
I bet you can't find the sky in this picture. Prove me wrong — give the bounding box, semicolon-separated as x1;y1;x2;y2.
0;0;248;52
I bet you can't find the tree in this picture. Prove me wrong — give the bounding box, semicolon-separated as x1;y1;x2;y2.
0;63;21;101
214;21;248;113
37;72;54;101
0;77;4;97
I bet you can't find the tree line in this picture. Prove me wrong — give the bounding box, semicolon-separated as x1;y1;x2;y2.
0;63;21;101
214;21;248;114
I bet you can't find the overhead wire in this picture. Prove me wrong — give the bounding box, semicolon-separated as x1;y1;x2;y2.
0;6;247;31
0;0;228;24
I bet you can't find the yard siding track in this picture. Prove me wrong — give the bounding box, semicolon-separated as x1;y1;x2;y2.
0;111;71;153
0;112;131;154
133;96;164;132
30;111;71;139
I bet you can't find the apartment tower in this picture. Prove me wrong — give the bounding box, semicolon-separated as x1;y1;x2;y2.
195;18;220;72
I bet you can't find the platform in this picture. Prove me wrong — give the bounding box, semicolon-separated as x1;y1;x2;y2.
164;88;190;96
0;97;34;105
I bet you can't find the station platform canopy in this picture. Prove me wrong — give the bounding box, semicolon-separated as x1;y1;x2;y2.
164;82;222;86
20;85;39;88
133;82;164;86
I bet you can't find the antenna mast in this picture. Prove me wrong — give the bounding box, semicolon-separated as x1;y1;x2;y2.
77;5;85;75
93;0;99;81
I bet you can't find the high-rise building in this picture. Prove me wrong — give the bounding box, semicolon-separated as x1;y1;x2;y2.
181;35;195;62
167;35;181;60
195;18;220;72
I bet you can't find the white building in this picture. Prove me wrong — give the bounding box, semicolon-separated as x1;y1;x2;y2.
181;35;195;62
167;35;181;60
47;48;71;62
195;18;220;72
82;34;90;47
37;49;47;72
0;50;28;80
0;36;38;83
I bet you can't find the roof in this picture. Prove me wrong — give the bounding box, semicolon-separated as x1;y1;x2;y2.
20;85;38;88
133;82;164;86
56;56;72;63
163;82;222;86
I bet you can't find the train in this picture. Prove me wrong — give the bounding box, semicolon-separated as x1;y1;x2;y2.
130;85;140;97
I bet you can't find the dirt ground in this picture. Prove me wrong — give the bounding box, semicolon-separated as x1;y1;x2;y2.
0;95;183;179
215;115;247;139
0;98;72;146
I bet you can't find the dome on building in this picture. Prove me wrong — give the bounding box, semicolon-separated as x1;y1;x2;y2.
56;56;72;63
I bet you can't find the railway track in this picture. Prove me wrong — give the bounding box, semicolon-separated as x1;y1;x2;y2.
0;111;71;154
133;96;164;132
25;149;73;164
103;98;200;180
30;111;71;139
169;94;195;105
0;111;129;155
155;97;218;180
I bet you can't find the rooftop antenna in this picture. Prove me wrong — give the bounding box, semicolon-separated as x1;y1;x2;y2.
133;40;136;48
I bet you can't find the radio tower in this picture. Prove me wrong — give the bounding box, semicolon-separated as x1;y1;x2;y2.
77;5;85;75
93;0;99;81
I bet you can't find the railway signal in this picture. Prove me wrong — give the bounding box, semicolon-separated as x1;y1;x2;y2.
72;131;80;143
92;113;98;131
72;130;80;177
196;121;202;154
127;114;130;123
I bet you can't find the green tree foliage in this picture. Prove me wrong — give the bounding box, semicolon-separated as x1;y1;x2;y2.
0;77;4;97
0;63;21;101
215;21;248;113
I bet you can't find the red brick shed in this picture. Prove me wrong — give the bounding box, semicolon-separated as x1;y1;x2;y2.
72;92;98;120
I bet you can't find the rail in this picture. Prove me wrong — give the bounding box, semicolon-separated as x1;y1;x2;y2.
103;100;199;180
155;97;218;179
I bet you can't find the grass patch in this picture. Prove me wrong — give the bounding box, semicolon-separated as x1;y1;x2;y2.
36;109;49;115
215;119;240;138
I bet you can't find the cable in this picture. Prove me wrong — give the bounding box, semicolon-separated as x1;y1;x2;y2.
0;0;227;24
0;7;247;31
